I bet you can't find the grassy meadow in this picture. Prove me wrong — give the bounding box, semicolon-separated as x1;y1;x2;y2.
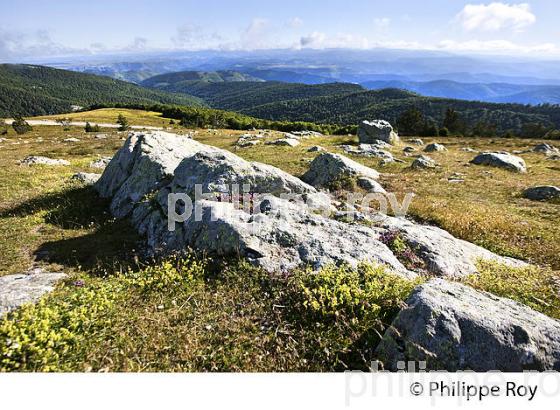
0;109;559;371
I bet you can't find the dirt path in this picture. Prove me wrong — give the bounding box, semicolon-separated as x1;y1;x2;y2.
4;119;163;130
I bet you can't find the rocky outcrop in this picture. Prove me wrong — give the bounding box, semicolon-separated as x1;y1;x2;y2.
358;120;399;145
424;143;446;152
523;186;560;201
470;152;527;173
0;269;66;318
301;152;380;188
97;131;528;280
376;279;560;371
307;146;325;153
20;156;70;166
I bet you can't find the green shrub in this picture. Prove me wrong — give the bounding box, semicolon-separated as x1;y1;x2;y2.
465;260;560;319
11;116;32;135
0;278;121;371
285;263;420;369
123;256;205;294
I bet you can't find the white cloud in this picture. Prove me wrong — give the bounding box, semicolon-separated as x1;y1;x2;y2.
286;17;304;28
0;29;87;60
172;23;223;49
373;17;391;30
437;39;558;54
240;18;271;49
456;2;536;32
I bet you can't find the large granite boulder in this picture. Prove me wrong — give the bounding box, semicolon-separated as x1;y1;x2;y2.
0;269;66;318
376;279;560;371
523;186;560;201
358;120;399;145
302;153;380;188
470;152;527;173
138;195;414;277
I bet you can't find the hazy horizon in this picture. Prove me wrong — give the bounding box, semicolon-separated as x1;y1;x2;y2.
1;0;560;63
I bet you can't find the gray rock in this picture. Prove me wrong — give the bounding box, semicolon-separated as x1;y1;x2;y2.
142;196;414;277
411;155;436;170
94;134;108;139
548;154;560;161
302;152;380;188
376;215;526;277
358;120;399;145
461;147;478;153
72;172;101;185
403;146;416;153
307;145;325;153
97;131;530;281
95;131;217;218
237;139;260;148
533;143;559;155
356;177;387;194
424;143;447;152
160;149;315;199
90;157;112;169
342;144;394;161
523;186;560;201
470;152;527;173
376;279;560;371
408;139;424;146
63;137;80;142
0;269;66;318
267;138;300;147
20;156;70;166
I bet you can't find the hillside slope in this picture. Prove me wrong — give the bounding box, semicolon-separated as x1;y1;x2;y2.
142;74;365;111
241;88;560;134
0;64;203;117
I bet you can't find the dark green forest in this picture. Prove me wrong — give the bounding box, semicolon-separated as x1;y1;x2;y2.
0;64;203;117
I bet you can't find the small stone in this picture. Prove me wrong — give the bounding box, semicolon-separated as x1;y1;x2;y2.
424;143;447;152
20;156;70;166
522;186;560;201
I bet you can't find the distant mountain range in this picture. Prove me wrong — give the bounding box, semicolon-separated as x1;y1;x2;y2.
0;64;203;117
362;80;560;105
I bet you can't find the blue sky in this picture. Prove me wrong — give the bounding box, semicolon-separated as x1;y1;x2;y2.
1;0;559;60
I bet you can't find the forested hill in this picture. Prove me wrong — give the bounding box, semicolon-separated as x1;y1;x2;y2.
141;70;264;87
241;88;560;135
0;64;203;117
141;74;365;111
